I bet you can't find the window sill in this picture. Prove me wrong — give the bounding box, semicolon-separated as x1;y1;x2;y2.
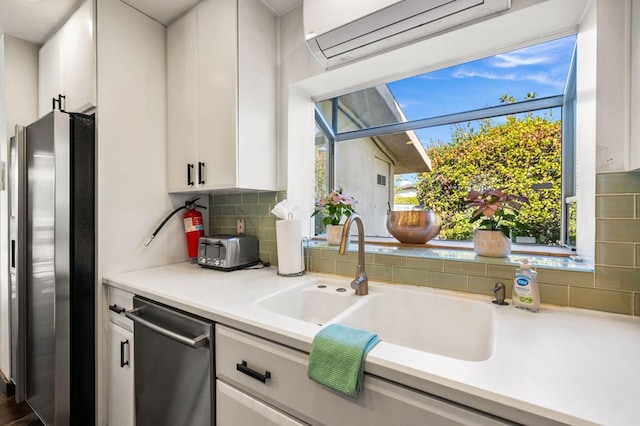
309;237;593;272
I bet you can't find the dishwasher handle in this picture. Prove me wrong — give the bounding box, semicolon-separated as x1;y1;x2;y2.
125;307;209;349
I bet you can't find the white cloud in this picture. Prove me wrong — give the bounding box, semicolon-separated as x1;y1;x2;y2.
452;69;516;80
451;68;564;89
492;52;552;68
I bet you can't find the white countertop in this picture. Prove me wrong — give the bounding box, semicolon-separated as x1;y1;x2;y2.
103;262;640;426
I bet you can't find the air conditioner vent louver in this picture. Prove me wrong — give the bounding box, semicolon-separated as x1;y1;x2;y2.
304;0;511;69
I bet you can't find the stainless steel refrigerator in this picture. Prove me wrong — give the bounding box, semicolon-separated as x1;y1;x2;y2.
9;110;95;425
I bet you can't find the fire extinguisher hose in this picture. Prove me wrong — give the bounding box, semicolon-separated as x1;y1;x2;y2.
144;198;206;246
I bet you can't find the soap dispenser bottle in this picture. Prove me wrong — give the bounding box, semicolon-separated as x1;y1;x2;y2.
513;259;540;312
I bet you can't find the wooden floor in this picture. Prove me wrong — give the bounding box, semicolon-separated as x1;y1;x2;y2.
0;391;43;426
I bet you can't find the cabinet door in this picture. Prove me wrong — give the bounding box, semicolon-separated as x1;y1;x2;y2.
61;0;96;113
108;322;134;426
167;7;199;192
38;30;64;117
197;0;238;190
217;380;308;426
237;0;277;190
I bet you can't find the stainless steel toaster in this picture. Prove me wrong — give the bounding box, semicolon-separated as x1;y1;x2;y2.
197;235;259;271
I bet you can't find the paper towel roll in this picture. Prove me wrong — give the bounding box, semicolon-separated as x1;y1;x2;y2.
276;219;304;276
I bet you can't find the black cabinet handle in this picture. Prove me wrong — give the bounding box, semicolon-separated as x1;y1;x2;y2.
120;340;130;368
236;360;271;383
109;304;125;314
198;162;205;185
187;163;194;186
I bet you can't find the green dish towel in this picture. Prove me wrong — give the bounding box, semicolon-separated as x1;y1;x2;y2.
307;323;380;398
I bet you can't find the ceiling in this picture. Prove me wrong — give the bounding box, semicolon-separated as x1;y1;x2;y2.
0;0;302;46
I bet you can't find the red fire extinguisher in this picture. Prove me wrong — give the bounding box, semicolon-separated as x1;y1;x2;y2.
144;198;207;259
183;202;205;258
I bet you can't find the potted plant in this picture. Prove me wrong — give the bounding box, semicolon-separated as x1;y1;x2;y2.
312;188;357;245
466;188;529;257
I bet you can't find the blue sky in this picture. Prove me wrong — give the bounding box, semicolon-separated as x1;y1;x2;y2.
386;35;576;149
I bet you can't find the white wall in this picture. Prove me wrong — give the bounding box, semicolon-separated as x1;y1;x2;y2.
0;34;38;381
95;0;205;422
576;0;597;263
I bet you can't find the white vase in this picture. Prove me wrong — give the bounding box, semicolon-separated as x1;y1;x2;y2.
326;224;344;246
473;229;512;257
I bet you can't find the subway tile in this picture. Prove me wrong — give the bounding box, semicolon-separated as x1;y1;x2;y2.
374;254;407;267
258;251;273;265
595;266;640;292
209;204;223;216
393;267;428;286
596;219;640;242
637;244;640;268
236;204;254;215
276;191;288;202
253;204;271;216
212;194;227;205
428;271;467;292
305;248;323;259
258;192;278;205
487;264;518;280
595;195;635;218
637;195;640;219
539;283;569;306
309;258;336;274
259;216;276;229
635;293;640;316
595;242;635;267
444;260;486;275
226;193;243;205
242;192;260;204
259;240;277;256
536;269;594;287
222;205;237;216
406;257;444;271
570;287;633;315
468;276;512;299
320;248;374;263
365;264;393;282
256;228;277;242
596;172;640;194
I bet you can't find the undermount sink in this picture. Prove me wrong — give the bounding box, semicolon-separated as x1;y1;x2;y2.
255;278;365;326
336;285;495;362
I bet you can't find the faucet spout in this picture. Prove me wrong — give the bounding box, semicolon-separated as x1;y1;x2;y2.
338;214;368;296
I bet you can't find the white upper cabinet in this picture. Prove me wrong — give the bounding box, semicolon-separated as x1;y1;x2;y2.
167;0;277;193
38;0;96;116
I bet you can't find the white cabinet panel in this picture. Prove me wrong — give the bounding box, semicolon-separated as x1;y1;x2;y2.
38;30;64;117
38;0;96;117
61;0;96;113
108;322;134;426
217;380;307;426
166;0;277;193
167;7;199;192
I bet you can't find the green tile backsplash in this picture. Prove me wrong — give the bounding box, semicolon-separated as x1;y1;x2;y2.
209;174;640;316
209;191;286;266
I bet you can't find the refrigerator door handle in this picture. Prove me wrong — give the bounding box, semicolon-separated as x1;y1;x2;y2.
125;308;209;349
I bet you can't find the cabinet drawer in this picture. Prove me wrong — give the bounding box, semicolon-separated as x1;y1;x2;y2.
108;287;134;331
216;325;511;426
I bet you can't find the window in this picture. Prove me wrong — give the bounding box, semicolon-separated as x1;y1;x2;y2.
314;36;577;246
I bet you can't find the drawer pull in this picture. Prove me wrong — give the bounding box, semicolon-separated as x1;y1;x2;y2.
109;304;125;315
236;360;271;383
120;339;130;368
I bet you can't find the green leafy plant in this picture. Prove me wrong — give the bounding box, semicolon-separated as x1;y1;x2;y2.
312;188;357;226
466;189;529;238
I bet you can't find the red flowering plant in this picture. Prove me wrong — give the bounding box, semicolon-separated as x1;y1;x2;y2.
466;189;529;238
312;188;357;226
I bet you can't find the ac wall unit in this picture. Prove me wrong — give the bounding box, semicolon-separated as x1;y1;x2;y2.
304;0;511;69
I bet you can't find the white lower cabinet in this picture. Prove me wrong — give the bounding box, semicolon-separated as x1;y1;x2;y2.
215;324;511;426
108;322;134;426
107;286;135;426
216;380;308;425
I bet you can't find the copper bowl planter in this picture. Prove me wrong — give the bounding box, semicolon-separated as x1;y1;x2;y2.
386;209;441;244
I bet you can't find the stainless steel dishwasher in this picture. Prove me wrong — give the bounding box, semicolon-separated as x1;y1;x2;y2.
126;296;214;425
